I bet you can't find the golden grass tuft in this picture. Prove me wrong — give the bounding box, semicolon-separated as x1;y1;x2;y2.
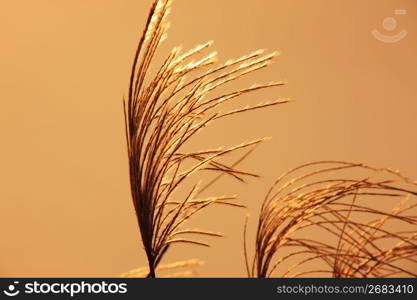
124;0;287;277
121;259;204;278
245;161;417;278
122;0;417;279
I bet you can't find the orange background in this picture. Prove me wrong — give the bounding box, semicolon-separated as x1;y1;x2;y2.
0;0;416;277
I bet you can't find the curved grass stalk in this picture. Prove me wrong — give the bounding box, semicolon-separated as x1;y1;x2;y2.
246;161;417;277
120;259;204;278
125;0;287;277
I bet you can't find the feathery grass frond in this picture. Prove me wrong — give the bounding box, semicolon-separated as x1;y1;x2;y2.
120;259;204;278
246;161;417;278
124;0;287;277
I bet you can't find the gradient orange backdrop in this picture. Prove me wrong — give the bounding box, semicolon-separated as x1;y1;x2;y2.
1;0;416;277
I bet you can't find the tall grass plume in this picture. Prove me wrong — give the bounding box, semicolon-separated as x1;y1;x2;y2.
124;0;287;277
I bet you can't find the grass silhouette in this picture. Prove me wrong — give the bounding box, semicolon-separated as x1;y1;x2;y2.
123;0;417;278
124;0;288;277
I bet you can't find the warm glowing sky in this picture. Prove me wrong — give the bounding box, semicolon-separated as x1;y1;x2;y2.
0;0;416;277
